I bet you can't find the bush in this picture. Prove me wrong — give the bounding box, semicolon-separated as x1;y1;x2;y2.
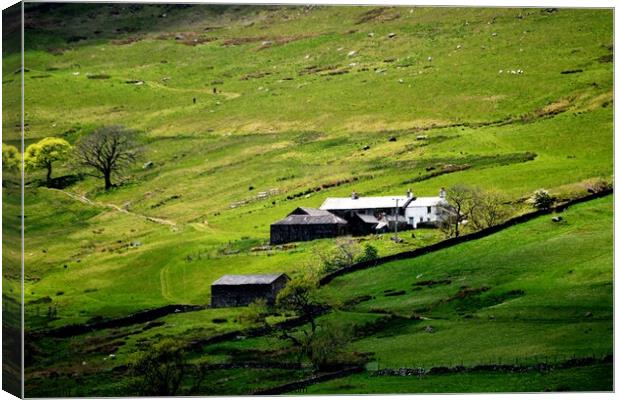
356;244;378;263
319;237;361;273
532;189;553;209
238;298;269;324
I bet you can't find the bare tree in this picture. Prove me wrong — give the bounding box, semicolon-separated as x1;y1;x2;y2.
74;125;139;190
470;189;510;230
438;184;476;238
440;186;511;236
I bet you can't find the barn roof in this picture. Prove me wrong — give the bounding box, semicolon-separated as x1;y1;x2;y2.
272;213;347;226
291;207;334;217
320;196;410;211
212;273;289;286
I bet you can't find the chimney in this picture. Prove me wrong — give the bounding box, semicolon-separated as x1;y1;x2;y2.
407;188;413;199
439;187;446;199
351;191;359;200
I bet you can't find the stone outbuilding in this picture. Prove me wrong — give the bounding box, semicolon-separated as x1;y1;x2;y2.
210;273;290;308
270;207;348;245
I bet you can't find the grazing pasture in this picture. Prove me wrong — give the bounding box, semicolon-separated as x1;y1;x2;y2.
1;4;612;395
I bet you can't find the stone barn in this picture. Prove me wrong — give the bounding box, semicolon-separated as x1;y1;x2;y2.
270;207;348;245
210;273;290;308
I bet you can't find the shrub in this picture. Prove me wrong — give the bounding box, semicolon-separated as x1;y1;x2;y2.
238;298;269;324
532;189;553;209
319;237;361;273
356;244;378;263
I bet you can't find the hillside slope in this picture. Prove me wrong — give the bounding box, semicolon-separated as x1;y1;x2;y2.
3;5;611;330
0;4;613;395
24;194;613;396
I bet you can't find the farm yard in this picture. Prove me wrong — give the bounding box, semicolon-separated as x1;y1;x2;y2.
1;3;613;396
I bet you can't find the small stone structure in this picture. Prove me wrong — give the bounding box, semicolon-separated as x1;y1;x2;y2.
210;273;290;308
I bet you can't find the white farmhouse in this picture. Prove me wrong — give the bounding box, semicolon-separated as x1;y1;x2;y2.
404;188;448;228
319;188;449;230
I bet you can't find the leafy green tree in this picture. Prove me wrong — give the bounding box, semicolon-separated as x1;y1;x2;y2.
276;272;320;320
307;319;355;370
128;339;207;396
276;273;321;347
2;143;20;172
24;137;71;185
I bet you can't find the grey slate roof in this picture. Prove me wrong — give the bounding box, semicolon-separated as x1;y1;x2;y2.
272;213;347;226
293;207;334;216
212;273;288;286
355;213;381;224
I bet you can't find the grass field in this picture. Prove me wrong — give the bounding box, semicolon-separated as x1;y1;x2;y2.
22;193;613;396
317;196;612;367
1;4;613;396
302;364;614;394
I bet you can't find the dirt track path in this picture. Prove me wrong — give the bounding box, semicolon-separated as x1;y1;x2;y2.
47;188;178;228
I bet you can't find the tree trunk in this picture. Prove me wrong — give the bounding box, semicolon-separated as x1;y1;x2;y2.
104;172;112;190
46;164;52;186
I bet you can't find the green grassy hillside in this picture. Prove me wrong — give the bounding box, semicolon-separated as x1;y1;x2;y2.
24;191;613;396
318;196;613;365
1;4;613;395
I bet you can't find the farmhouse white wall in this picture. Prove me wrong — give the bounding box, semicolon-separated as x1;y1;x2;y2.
404;196;448;228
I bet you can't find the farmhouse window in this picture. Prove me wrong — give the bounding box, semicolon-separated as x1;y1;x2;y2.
427;206;432;214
